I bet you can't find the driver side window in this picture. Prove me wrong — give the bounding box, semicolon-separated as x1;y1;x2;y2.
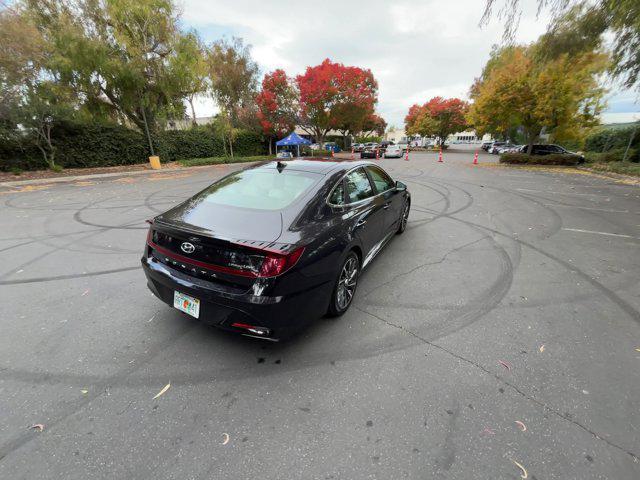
345;168;374;203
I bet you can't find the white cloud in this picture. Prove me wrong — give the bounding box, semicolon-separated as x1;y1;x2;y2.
181;0;637;126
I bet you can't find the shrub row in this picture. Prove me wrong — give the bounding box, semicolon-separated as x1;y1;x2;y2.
499;153;583;166
0;122;266;171
178;155;275;167
584;147;637;163
584;125;639;162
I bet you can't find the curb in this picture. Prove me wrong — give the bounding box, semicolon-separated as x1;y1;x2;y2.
0;167;183;187
0;162;259;188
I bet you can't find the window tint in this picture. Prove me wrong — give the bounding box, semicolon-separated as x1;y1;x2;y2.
366;166;395;193
345;168;374;203
199;169;319;210
329;181;345;205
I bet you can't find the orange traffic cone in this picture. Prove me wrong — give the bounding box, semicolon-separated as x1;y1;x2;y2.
330;148;334;158
404;147;409;161
473;151;478;165
438;148;443;163
375;148;379;160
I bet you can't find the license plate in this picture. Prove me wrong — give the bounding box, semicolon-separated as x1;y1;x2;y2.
173;291;200;319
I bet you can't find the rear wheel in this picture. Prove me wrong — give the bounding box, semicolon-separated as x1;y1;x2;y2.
327;252;360;317
397;200;410;234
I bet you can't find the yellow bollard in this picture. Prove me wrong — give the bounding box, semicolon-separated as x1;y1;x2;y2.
149;155;161;170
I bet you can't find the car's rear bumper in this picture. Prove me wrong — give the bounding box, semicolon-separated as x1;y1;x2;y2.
141;256;333;340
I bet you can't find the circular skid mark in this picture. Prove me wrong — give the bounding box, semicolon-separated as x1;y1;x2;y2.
0;265;140;285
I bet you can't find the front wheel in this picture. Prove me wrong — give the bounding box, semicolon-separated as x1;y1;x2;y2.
327;252;360;317
397;200;410;234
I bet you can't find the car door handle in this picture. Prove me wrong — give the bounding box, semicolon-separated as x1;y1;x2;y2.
356;219;367;227
382;203;390;210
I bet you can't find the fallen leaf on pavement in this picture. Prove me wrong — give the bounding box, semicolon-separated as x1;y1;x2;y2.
153;383;171;400
498;360;512;371
635;348;640;352
512;459;528;479
81;389;88;395
30;424;45;432
222;433;230;445
515;421;527;432
539;345;545;353
81;289;90;296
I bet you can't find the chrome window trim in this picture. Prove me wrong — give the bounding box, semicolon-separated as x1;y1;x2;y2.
326;164;396;208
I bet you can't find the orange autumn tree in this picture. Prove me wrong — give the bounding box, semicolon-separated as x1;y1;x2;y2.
296;59;378;146
405;97;469;146
255;69;298;155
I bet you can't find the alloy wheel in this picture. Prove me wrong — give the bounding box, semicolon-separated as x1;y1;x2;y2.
336;256;358;310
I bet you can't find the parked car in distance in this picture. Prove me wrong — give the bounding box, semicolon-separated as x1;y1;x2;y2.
488;142;508;154
276;151;293;159
517;144;585;162
309;143;320;150
498;145;522;154
396;142;409;152
481;142;493;151
142;159;411;341
360;146;379;159
352;143;364;152
494;143;516;154
383;144;403;158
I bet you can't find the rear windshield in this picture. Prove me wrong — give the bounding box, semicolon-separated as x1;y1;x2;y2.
197;169;320;210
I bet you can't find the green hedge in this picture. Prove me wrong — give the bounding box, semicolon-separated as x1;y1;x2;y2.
179;155;274;167
499;153;583;166
584;147;637;163
0;122;266;171
584;125;639;162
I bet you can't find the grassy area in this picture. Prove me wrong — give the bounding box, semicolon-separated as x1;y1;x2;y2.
178;155;275;167
584;161;640;177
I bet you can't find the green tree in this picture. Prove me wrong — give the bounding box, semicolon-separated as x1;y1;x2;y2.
468;43;607;153
481;0;640;93
22;0;203;155
207;37;259;158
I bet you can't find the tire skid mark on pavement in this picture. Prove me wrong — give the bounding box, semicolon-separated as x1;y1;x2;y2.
0;265;141;285
353;305;640;463
2;161;639;467
0;320;198;462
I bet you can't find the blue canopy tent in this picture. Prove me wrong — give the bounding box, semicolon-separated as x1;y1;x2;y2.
275;132;311;157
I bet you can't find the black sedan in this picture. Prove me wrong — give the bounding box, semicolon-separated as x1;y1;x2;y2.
142;159;411;341
360;147;381;159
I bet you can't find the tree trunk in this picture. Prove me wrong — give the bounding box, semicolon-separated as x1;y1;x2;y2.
268;138;272;156
228;135;234;158
140;105;155;157
189;96;197;127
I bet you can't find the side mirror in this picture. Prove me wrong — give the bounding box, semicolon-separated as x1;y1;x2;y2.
395;180;407;191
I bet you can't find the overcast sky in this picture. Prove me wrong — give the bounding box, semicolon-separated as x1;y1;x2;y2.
180;0;639;128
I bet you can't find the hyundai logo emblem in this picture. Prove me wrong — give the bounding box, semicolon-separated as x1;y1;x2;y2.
180;242;195;254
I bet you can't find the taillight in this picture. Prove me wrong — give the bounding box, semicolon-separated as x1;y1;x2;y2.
258;246;305;278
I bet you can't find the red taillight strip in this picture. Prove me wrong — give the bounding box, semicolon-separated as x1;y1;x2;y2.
147;239;259;278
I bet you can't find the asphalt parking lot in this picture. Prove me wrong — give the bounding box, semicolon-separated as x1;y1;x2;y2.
1;146;639;479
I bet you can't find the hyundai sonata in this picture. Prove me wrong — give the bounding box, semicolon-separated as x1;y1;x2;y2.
141;159;410;340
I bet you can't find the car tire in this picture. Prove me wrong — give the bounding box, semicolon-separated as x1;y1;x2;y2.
397;199;410;234
326;251;360;317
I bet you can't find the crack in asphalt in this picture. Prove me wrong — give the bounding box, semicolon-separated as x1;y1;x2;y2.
361;235;489;299
354;305;640;463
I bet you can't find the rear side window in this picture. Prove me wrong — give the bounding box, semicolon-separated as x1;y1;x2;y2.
198;169;319;210
345;168;374;203
366;166;395;193
329;181;345;205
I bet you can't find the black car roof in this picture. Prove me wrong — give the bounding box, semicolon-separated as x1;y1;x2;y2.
253;158;375;175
